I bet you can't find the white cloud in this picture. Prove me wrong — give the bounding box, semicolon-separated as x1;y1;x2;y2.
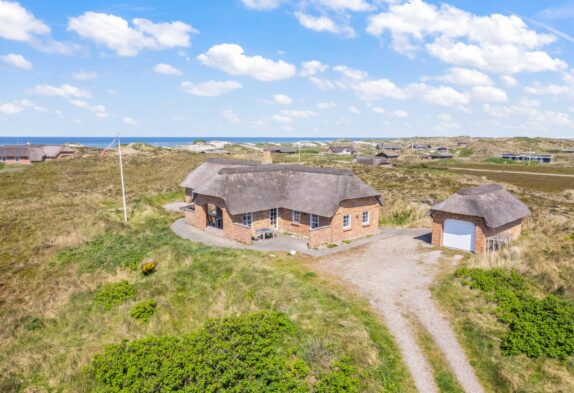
15;99;46;112
197;43;296;81
241;0;282;10
501;75;517;87
273;94;292;105
300;60;328;77
68;12;198;56
222;109;240;123
1;53;32;70
0;102;23;114
436;67;492;86
333;65;368;80
317;101;337;109
73;70;97;80
315;0;373;12
352;79;409;100
390;109;409;118
484;101;571;127
0;0;49;41
524;84;574;96
366;0;565;74
422;86;470;106
472;86;508;102
153;63;182;76
70;99;109;118
309;76;337;90
181;80;243;96
31;84;92;99
371;106;385;114
123;117;136;125
294;12;355;37
272;109;318;123
435;113;460;130
349;105;360;114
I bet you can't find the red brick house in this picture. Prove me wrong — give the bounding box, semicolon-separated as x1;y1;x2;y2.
430;184;530;254
181;159;382;248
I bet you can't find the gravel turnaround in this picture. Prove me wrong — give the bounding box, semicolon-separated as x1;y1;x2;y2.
317;231;484;393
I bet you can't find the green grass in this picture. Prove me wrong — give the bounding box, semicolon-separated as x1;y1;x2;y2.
93;280;136;310
413;322;464;393
455;148;473;158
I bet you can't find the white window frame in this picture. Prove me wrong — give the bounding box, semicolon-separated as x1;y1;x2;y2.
292;210;300;224
310;214;319;229
15;156;20;163
343;214;351;230
0;157;6;162
269;208;278;229
362;211;370;225
242;212;253;227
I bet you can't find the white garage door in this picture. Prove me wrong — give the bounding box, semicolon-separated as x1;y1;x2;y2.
443;219;475;252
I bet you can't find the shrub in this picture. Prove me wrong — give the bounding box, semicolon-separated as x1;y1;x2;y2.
130;300;157;322
140;261;156;275
93;280;136;310
456;148;473;158
88;311;360;392
456;268;574;359
380;209;417;226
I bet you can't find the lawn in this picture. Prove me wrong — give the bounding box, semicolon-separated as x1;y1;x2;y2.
0;147;414;392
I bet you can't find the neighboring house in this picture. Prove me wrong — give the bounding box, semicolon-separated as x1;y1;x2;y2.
202;149;231;155
430;152;453;159
0;145;44;165
264;147;297;154
327;145;356;155
376;143;401;150
501;153;552;163
436;146;450;151
354;156;391;166
410;143;431;150
376;151;399;159
430;183;530;254
181;158;382;248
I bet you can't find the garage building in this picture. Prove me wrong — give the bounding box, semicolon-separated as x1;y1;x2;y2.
430;184;530;254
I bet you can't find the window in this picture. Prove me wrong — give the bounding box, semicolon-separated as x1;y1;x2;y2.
15;156;20;162
362;211;370;225
343;214;351;229
292;210;300;224
0;157;6;162
310;214;319;229
242;212;253;227
269;208;278;228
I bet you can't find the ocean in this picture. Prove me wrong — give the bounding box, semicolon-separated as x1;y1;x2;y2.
0;136;371;148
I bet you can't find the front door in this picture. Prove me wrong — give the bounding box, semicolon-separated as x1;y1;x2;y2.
207;205;223;229
269;208;278;229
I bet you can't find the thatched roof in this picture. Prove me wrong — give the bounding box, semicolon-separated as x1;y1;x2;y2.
430;183;530;228
38;145;62;158
377;143;401;150
263;147;296;153
0;145;29;157
355;156;390;166
328;145;356;153
181;159;382;217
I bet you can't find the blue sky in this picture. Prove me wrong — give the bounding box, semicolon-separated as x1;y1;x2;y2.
1;0;574;138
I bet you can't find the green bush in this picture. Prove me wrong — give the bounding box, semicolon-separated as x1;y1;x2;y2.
456;268;574;359
140;261;156;275
93;280;136;310
130;300;157;322
380;209;417;226
456;148;473;158
88;311;359;392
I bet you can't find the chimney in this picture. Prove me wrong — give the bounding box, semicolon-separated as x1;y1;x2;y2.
262;149;273;165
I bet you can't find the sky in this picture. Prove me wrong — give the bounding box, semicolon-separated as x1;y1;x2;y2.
1;0;574;138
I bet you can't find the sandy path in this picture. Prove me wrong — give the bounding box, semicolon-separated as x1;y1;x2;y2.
316;232;484;393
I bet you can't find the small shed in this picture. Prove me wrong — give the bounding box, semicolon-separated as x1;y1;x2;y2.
376;151;399;159
430;184;530;254
354;156;391;166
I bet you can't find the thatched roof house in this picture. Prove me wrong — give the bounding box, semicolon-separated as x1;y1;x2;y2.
354;156;391;166
376;151;399;159
0;145;45;164
376;143;401;150
327;145;356;154
430;184;530;254
181;158;382;248
263;147;297;154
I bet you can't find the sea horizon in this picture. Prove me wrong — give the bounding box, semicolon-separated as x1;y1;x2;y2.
0;136;382;148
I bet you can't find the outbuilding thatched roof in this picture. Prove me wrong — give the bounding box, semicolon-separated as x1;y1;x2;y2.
430;183;530;228
0;145;30;157
355;156;391;166
181;159;382;217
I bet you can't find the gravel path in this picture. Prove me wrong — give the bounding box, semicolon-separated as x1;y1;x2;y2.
316;232;484;393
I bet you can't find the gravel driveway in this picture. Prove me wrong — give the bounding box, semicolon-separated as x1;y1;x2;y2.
315;230;484;393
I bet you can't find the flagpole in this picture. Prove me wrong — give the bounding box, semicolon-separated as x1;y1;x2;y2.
117;134;128;224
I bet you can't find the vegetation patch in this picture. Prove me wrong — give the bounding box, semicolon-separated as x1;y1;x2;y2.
455;148;473;158
88;311;359;392
455;268;574;359
380;208;419;227
93;280;136;310
130;299;157;322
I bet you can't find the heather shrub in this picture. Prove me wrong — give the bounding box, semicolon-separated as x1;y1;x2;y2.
456;268;574;358
130;300;157;322
93;280;136;310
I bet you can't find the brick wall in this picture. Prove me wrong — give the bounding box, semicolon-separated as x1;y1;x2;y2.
431;211;523;254
330;197;380;244
2;158;32;165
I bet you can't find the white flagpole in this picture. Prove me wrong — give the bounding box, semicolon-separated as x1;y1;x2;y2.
117;134;128;224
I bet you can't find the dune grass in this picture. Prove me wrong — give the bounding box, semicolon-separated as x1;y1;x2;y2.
0;148;414;392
